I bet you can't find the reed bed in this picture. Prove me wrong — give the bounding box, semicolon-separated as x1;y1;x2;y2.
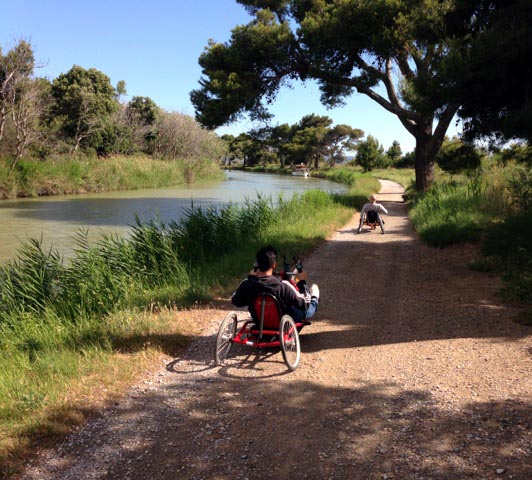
0;154;223;198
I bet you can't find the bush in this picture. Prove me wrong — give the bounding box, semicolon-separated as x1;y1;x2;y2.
480;212;532;303
437;141;481;175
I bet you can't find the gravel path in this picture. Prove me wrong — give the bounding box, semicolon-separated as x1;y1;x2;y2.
21;180;532;480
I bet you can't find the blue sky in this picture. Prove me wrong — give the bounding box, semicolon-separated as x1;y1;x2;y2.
1;1;460;153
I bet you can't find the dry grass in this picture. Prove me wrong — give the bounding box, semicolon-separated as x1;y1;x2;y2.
0;307;201;478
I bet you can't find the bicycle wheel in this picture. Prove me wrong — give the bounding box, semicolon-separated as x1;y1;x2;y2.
214;312;238;366
280;315;300;371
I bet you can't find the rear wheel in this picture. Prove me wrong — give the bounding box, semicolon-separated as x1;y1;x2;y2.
214;312;238;366
280;315;300;371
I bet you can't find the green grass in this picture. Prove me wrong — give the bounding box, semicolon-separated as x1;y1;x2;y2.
0;188;357;472
0;153;224;198
370;167;415;190
409;174;507;247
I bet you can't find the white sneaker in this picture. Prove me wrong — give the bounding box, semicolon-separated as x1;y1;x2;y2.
310;284;320;300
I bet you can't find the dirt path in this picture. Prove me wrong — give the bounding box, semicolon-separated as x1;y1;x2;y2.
21;180;531;480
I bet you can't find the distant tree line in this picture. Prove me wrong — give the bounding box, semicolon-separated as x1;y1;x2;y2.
221;112;416;172
0;40;224;175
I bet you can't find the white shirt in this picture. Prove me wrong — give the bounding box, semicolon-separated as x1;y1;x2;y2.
360;202;388;215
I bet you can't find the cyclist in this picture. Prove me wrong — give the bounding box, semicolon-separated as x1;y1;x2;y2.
231;245;319;323
358;193;388;234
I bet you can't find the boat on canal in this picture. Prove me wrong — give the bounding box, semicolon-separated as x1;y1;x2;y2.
291;163;310;177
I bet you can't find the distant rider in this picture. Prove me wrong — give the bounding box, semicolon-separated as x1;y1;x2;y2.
358;193;388;234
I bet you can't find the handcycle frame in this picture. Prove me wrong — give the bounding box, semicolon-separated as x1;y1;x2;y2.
214;292;306;371
362;211;384;233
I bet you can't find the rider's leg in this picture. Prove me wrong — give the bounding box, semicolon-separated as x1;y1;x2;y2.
288;297;319;322
377;214;385;234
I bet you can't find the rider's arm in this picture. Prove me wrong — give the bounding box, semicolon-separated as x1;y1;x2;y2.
231;279;251;307
378;204;389;215
281;280;307;310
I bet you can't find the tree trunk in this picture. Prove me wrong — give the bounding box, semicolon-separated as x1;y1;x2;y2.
413;121;441;191
414;138;435;191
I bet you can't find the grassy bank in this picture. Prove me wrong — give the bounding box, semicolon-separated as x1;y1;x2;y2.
369;167;415;190
409;163;511;247
409;160;532;324
0;154;223;198
0;180;376;474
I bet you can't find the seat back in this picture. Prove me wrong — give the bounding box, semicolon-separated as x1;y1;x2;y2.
366;210;379;223
250;293;282;332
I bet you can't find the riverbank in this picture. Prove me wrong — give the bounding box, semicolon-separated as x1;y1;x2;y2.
0;154;223;199
0;182;373;476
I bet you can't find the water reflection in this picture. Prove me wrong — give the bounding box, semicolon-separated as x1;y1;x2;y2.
0;170;345;263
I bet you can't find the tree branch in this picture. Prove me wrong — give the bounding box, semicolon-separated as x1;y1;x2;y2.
431;103;460;154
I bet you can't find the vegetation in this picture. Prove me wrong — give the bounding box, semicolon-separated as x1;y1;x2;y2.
1;0;531;473
0;153;223;197
0;181;377;472
409;153;532;319
0;42;225;196
443;0;532;143
190;0;522;191
222;114;364;169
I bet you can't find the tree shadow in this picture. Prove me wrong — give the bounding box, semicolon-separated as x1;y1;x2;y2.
23;377;529;479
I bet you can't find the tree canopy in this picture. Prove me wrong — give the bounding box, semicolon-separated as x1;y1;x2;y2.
0;41;224;169
191;0;477;190
442;0;532;143
51;65;120;152
220;114;364;168
191;1;532;188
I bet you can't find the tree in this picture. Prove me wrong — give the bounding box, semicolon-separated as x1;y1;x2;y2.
0;40;35;143
326;124;364;167
443;0;532;143
285;114;331;169
269;123;291;167
125;96;160;153
191;1;472;191
126;96;159;126
436;139;481;175
355;135;385;172
9;77;51;171
386;140;403;166
51;65;121;153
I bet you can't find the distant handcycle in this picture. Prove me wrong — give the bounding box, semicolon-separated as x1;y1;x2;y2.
361;210;385;234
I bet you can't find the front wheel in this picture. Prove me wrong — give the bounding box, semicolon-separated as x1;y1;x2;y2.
214;312;238;366
280;315;300;371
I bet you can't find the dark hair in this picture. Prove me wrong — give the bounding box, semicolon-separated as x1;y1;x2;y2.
256;245;277;272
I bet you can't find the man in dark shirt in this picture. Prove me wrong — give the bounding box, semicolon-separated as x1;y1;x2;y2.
231;245;319;323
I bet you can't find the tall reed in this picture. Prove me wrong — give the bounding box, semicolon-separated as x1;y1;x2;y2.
409;170;507;247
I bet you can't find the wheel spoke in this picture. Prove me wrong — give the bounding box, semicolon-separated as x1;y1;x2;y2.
280;315;300;371
214;313;237;365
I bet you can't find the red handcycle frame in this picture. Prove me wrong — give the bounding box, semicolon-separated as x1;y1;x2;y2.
214;293;305;371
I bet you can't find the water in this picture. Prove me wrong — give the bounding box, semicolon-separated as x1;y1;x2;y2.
0;170;345;264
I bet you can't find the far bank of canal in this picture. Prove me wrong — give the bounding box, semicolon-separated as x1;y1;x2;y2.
0;170;346;264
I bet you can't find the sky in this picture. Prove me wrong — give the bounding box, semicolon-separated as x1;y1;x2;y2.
1;0;461;153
